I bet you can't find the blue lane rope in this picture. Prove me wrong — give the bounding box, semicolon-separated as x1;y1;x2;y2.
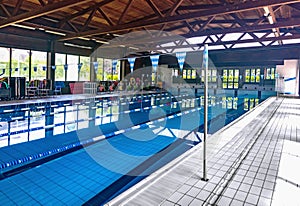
0;93;235;170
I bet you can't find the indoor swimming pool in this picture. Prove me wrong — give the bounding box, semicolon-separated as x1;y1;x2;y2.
0;91;275;205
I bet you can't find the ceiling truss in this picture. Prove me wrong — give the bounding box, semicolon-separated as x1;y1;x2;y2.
0;0;298;52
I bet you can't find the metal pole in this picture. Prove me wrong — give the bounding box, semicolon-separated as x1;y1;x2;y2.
202;44;209;181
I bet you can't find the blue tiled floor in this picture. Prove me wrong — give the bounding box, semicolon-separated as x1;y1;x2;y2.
0;124;179;205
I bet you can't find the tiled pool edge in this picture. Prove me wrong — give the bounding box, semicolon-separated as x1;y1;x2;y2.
105;97;277;205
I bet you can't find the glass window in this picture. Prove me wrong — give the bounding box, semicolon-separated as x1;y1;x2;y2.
222;70;227;89
31;51;47;80
96;58;104;81
201;69;217;82
256;69;260;82
250;69;255;82
223;69;239;89
183;70;187;79
113;60;120;80
187;70;191;79
104;59;112;80
246;68;260;83
245;69;250;82
211;70;217;82
191;70;196;79
55;53;66;81
79;56;90;81
265;67;275;80
0;47;10;77
67;55;79;81
11;48;30;80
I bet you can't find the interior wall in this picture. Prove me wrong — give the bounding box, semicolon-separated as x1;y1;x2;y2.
276;60;299;95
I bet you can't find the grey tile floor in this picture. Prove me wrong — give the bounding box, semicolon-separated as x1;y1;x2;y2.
108;97;300;206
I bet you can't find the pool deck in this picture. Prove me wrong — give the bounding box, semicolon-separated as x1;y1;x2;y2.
107;97;300;206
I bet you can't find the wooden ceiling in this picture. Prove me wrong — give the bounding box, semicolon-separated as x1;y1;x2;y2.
0;0;300;54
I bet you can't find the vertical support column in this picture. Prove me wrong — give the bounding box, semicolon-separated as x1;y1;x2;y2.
202;44;209;181
29;50;32;82
121;60;126;81
48;41;56;90
65;54;68;82
45;105;54;137
90;56;96;82
9;48;12;78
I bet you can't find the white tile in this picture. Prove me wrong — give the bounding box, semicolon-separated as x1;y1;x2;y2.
230;199;244;206
223;188;237;198
217;196;232;206
196;190;210;201
253;179;264;187
234;191;248;202
249;185;262;195
246;193;259;205
257;197;271;206
239;183;251;193
260;188;273;199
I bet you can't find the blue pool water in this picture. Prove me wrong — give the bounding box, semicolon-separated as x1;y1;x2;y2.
0;91;275;205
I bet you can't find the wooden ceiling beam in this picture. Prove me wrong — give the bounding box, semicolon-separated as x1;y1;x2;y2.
97;8;114;26
81;9;97;31
58;0;114;28
68;21;79;33
197;16;215;32
145;0;163;18
0;0;94;29
0;4;11;17
38;0;45;6
61;0;300;41
12;0;24;16
165;0;184;17
117;0;134;24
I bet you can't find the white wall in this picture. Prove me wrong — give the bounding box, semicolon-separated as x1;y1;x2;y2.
276;60;299;95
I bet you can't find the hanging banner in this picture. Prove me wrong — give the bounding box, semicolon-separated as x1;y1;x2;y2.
112;59;118;73
64;64;68;71
42;66;47;71
176;52;186;71
93;62;98;73
150;55;159;72
34;66;38;72
51;65;56;70
128;57;136;73
23;67;27;71
78;63;83;72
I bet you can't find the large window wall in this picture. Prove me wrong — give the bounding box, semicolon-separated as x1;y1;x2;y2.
79;56;90;81
55;53;66;81
245;68;260;83
0;47;96;83
66;55;79;81
0;47;10;77
11;48;30;79
31;51;47;80
265;67;276;80
95;58;119;81
223;69;239;89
